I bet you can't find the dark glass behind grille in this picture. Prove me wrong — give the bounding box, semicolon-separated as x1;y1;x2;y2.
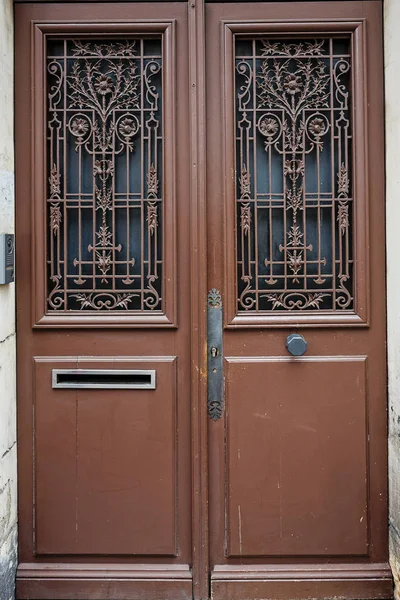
46;37;163;312
235;36;353;313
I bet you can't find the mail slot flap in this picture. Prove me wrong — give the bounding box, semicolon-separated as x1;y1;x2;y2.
52;369;156;389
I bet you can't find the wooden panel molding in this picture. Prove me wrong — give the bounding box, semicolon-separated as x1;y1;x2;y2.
31;20;177;327
211;563;393;600
224;356;369;557
222;19;369;327
33;356;178;556
17;563;192;600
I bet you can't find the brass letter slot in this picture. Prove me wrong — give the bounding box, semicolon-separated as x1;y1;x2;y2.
52;369;156;390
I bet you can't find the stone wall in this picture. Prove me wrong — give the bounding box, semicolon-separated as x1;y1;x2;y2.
0;0;17;598
385;0;400;598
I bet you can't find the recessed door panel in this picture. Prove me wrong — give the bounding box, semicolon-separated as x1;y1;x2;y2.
34;357;177;556
225;356;368;557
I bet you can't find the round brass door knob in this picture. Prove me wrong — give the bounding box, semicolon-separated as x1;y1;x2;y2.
286;333;307;356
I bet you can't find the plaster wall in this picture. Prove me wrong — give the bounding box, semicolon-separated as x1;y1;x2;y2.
385;0;400;597
0;0;17;598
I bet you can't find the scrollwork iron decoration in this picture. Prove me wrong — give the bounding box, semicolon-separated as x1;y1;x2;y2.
47;38;163;312
235;37;353;313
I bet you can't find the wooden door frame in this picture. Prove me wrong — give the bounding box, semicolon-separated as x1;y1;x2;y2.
12;0;387;598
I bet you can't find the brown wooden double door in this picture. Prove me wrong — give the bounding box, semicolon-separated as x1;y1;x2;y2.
15;1;391;599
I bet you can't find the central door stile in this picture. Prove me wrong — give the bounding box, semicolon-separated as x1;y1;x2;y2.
188;0;209;596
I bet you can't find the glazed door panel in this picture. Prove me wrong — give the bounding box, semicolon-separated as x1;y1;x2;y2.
15;3;192;599
206;2;391;599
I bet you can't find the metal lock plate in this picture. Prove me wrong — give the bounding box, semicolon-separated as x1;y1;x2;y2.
207;289;224;420
0;234;14;285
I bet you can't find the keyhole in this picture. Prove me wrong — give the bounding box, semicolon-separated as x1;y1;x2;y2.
210;347;219;358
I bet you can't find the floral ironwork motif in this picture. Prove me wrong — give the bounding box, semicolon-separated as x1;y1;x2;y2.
208;288;222;309
235;37;353;312
47;38;163;312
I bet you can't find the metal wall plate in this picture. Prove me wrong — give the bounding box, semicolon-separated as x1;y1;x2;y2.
0;234;14;285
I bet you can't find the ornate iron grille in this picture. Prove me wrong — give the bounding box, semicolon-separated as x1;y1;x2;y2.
235;37;353;313
47;38;163;312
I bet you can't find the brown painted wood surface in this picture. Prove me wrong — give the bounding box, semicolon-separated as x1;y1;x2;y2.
15;1;390;599
206;1;390;599
15;3;194;599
